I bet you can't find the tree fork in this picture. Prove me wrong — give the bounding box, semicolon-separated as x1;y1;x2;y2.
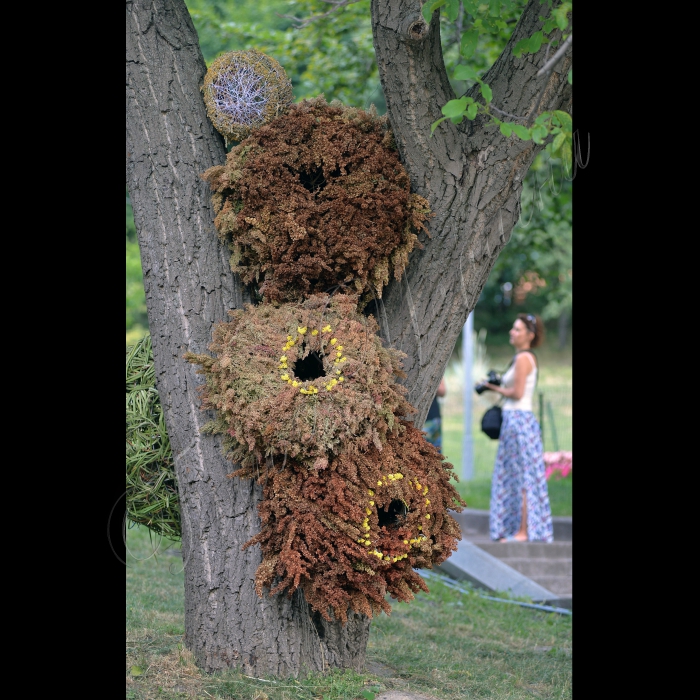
371;0;571;425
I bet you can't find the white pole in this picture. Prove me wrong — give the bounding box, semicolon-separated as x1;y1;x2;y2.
462;312;474;481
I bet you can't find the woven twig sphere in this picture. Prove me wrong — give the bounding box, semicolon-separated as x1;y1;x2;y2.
126;334;180;540
202;49;293;143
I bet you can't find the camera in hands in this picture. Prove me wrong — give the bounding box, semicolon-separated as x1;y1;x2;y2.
474;370;501;395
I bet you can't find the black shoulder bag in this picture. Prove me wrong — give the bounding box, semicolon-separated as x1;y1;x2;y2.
480;351;537;440
481;402;504;439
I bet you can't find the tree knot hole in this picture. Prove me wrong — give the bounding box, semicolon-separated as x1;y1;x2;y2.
310;609;326;639
408;19;429;41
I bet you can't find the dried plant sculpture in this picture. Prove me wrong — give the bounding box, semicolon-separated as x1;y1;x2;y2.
202;49;294;144
201;96;432;305
184;293;414;471
232;421;466;623
126;334;180;539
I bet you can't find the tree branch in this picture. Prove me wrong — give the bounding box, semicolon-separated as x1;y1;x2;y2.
537;34;572;78
527;33;572;126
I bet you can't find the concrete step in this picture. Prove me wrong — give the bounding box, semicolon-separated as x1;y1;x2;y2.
476;541;572;559
525;575;572;596
495;557;572;578
450;508;572;542
436;541;561;604
441;508;573;609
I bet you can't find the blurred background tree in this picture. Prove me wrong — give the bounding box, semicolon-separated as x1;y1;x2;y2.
473;154;572;349
126;0;572;352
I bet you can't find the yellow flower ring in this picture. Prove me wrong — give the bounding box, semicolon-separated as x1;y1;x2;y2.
185;293;414;470
236;420;467;623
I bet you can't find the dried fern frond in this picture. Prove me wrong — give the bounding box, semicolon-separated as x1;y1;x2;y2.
126;334;180;539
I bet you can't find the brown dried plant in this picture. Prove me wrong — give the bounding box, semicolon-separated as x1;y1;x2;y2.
201;96;432;306
233;421;466;623
184;293;414;471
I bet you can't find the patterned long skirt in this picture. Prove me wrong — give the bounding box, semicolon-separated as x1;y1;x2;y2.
489;410;554;542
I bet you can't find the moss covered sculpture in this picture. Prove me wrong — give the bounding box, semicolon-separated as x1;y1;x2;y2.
184;293;414;471
201;97;431;305
233;421;466;623
126;54;465;622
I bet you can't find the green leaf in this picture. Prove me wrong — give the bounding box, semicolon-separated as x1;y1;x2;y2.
531;124;548;144
430;116;449;134
543;18;557;33
567;68;572;84
361;692;376;700
444;0;461;21
460;28;479;59
560;141;573;171
553;110;572;133
555;2;572;30
480;83;493;102
500;122;513;137
512;37;529;57
130;666;144;677
488;0;501;17
453;64;478;81
442;97;468;118
422;0;446;22
512;124;531;140
528;31;544;54
450;115;465;124
551;131;566;154
466;103;479;119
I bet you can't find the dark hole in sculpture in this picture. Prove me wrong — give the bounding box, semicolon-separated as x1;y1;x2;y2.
299;167;327;193
298;166;342;193
378;499;408;528
294;350;325;381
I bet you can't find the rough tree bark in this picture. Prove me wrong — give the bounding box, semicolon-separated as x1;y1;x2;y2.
126;0;571;678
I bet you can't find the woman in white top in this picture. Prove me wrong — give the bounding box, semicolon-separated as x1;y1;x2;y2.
479;313;554;543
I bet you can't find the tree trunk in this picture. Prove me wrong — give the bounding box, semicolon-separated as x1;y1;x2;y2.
126;0;370;676
126;0;571;677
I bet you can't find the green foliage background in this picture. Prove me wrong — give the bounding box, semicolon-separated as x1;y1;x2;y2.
126;0;572;348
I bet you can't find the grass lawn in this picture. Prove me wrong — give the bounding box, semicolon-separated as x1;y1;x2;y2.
127;526;572;699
